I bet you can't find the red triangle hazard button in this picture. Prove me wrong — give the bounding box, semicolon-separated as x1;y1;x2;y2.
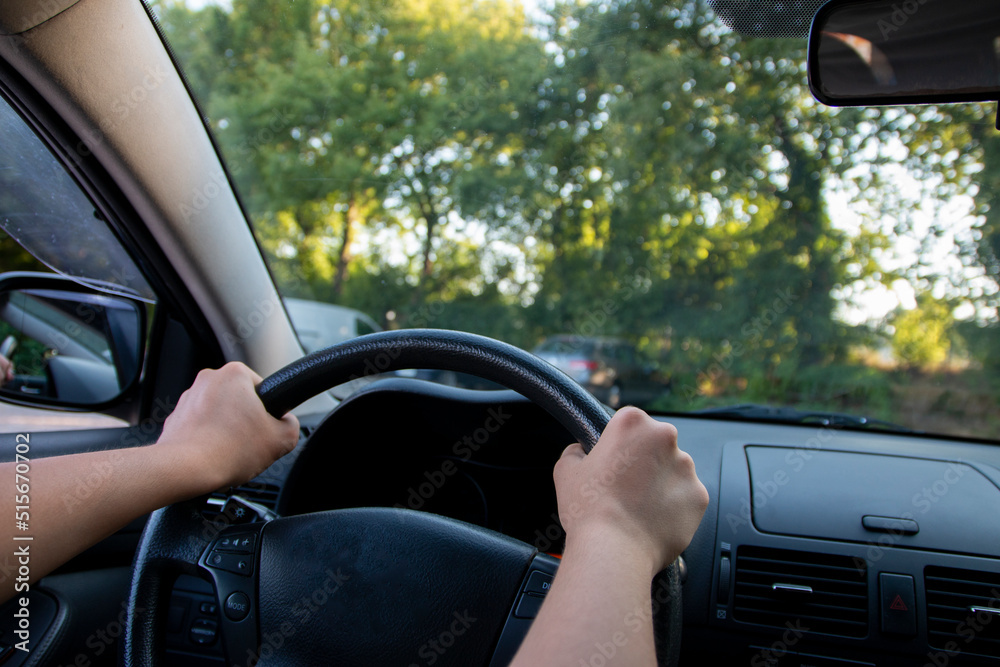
890;594;908;611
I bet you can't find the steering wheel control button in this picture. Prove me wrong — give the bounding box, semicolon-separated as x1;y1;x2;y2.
215;533;255;554
208;551;254;577
880;573;916;636
224;592;252;622
524;570;554;595
515;566;556;618
221;495;278;523
513;593;545;619
189;618;218;645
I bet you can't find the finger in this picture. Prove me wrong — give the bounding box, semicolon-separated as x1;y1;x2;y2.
281;413;300;438
559;442;586;463
553;443;585;486
227;361;260;382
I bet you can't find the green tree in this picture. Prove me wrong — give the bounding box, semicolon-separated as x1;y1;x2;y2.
891;294;954;369
155;0;993;407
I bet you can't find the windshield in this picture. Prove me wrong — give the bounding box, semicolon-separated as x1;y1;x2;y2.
154;0;1000;441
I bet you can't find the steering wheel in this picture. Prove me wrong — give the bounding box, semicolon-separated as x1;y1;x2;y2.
123;329;682;666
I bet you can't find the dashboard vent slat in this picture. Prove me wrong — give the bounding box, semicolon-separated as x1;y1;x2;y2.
925;566;1000;661
733;546;869;639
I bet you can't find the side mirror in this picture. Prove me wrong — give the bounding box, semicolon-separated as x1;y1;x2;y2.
808;0;1000;108
0;272;146;408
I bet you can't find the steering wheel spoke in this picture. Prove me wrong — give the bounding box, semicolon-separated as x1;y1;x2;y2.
487;553;560;666
124;498;229;665
255;508;535;666
200;523;265;667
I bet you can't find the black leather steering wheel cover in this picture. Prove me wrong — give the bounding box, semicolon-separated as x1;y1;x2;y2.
256;329;611;451
123;498;212;666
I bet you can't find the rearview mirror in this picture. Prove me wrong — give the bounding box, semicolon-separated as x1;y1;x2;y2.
0;273;146;407
808;0;1000;107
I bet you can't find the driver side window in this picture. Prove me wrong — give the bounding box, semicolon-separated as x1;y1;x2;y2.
0;93;156;432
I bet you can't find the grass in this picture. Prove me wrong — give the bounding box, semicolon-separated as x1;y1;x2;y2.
887;369;1000;440
649;360;1000;442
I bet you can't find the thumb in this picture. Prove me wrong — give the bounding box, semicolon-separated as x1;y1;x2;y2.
278;413;300;452
553;442;586;482
559;442;586;463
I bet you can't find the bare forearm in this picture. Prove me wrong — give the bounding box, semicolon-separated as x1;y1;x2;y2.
510;535;659;667
0;363;299;604
0;445;210;601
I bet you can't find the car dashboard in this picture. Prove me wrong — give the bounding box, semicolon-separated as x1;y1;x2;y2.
163;378;1000;667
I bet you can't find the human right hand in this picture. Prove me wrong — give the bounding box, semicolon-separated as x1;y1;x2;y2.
156;362;300;493
553;407;709;576
0;354;13;387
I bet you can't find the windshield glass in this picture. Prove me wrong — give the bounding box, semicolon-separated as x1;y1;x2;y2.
154;0;1000;441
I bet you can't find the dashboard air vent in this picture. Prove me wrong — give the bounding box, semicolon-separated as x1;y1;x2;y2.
926;566;1000;660
734;545;869;638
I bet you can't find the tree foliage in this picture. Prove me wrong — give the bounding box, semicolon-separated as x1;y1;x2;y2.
891;293;953;369
148;0;999;417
